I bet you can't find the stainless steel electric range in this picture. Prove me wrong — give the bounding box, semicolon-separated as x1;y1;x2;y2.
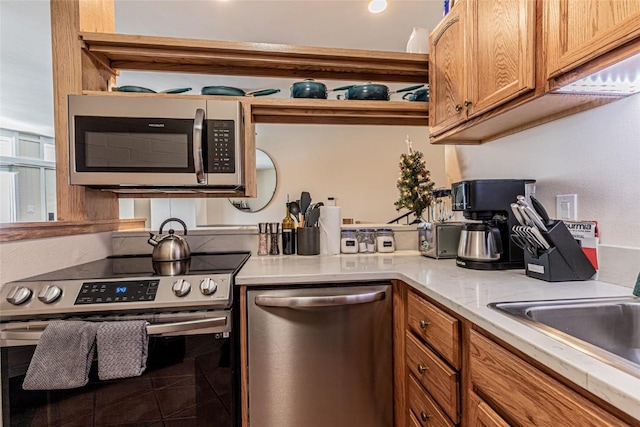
0;251;250;427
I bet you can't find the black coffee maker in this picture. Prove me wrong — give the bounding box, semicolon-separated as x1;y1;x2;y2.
452;179;536;270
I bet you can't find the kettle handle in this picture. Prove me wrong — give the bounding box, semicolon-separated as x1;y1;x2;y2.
159;218;188;235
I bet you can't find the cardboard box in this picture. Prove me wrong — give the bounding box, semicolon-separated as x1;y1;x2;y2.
563;220;599;270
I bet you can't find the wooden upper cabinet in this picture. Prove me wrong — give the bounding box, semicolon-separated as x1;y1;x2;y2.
467;0;535;116
429;0;536;137
429;2;467;135
545;0;640;79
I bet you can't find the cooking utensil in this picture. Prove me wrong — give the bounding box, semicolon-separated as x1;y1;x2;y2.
290;79;329;99
201;86;280;97
300;191;312;226
289;201;301;222
333;83;425;101
147;218;191;262
306;206;321;227
402;87;430;102
113;85;192;94
530;196;554;226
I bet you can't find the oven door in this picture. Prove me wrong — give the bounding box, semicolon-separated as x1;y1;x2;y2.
1;310;237;427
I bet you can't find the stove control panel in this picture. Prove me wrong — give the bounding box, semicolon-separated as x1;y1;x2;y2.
75;280;159;305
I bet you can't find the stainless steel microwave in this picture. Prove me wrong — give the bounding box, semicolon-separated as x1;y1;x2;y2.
68;95;244;190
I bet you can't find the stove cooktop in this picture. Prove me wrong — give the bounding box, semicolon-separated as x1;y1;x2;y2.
16;252;251;282
0;252;251;321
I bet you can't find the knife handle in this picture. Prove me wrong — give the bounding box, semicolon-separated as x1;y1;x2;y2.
530;196;553;226
522;205;548;232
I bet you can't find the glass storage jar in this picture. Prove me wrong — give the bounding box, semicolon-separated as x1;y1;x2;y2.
376;228;395;253
340;229;359;254
358;229;376;253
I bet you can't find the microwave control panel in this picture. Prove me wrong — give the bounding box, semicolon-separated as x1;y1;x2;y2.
207;120;236;173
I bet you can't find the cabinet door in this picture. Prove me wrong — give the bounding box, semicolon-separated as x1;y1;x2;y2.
468;391;510;427
429;2;467;136
467;0;536;116
469;330;630;427
546;0;640;78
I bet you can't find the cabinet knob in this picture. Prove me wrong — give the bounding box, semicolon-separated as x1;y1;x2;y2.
455;104;463;112
419;319;430;329
421;411;430;421
464;99;472;107
418;364;427;374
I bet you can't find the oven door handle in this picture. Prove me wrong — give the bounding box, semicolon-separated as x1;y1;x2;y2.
254;290;386;308
1;316;227;342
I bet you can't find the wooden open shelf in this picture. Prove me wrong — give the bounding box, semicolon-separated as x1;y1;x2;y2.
75;31;429;200
80;32;429;83
82;91;429;126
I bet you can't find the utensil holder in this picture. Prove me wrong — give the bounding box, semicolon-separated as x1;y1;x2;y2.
524;220;596;282
297;227;320;256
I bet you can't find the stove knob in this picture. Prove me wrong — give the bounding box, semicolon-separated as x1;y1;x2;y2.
200;278;218;295
38;285;62;304
6;286;33;305
172;279;191;297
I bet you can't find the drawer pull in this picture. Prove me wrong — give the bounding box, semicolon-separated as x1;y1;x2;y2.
455;104;463;112
417;364;427;374
420;411;430;421
419;319;430;329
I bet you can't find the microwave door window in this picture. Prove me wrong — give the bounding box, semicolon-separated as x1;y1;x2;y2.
75;117;195;173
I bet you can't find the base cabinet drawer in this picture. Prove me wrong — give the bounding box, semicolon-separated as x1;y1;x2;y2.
407;291;460;369
408;374;455;427
469;330;630;427
406;332;459;423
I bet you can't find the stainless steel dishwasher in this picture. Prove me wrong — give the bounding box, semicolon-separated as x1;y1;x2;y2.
247;283;392;427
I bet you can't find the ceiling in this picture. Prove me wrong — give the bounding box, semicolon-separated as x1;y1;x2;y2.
0;0;443;137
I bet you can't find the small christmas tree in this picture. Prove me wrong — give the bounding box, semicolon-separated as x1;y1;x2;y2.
394;136;435;222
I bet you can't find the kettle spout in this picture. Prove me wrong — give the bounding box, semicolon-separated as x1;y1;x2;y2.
147;232;159;247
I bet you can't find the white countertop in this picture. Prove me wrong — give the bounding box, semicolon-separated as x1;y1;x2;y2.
236;251;640;420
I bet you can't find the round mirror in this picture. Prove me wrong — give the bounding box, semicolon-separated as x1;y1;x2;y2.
228;149;277;212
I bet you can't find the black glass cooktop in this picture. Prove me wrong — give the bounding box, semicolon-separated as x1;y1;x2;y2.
16;252;251;282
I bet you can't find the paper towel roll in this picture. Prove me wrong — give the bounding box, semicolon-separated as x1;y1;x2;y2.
319;206;342;255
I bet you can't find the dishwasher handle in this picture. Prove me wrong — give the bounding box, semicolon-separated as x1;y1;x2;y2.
254;290;386;308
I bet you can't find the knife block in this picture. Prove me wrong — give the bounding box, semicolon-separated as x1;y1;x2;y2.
524;220;596;282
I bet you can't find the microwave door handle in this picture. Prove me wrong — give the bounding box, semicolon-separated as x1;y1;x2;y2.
193;108;206;184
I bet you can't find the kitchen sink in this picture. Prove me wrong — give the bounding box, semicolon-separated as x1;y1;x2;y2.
489;296;640;379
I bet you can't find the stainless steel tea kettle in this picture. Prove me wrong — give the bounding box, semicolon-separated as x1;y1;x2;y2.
148;218;191;262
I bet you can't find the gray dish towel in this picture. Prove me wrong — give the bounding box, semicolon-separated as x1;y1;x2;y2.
23;320;98;390
96;320;149;380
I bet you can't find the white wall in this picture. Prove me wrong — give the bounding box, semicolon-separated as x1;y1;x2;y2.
447;93;640;249
188;125;446;226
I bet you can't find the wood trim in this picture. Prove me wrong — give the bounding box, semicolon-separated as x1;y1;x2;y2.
50;0;119;221
239;285;249;427
0;218;146;242
79;32;429;83
393;280;408;427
